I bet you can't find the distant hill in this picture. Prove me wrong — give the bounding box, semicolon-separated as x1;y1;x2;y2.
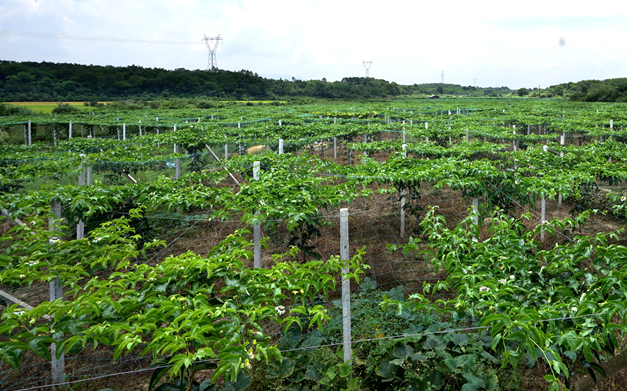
545;78;627;102
0;60;507;101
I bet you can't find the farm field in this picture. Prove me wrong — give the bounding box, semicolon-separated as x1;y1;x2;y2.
5;102;102;114
1;98;627;391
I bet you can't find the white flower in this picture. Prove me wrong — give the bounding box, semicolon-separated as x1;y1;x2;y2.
260;200;266;205
14;310;25;316
498;279;507;284
26;261;39;267
571;307;577;312
479;286;490;292
621;197;626;202
509;275;515;280
93;237;102;243
276;305;286;315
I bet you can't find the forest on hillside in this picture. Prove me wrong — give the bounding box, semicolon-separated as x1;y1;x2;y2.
0;61;508;101
545;78;627;102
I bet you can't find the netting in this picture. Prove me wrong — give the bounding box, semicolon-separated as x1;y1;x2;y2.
1;101;627;390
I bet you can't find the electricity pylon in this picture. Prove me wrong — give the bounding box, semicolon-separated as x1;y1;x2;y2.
202;34;223;71
362;61;373;78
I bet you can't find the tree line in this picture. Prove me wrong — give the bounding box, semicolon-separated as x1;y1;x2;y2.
0;61;507;101
545;78;627;102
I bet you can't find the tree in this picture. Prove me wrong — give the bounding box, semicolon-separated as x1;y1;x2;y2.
517;88;529;96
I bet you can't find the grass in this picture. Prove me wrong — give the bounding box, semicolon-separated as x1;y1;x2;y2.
6;102;108;114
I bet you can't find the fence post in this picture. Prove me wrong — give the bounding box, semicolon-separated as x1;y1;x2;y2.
278;139;284;154
77;162;87;239
123;123;126;140
87;165;92;186
558;134;565;206
472;198;479;225
334;137;337;159
400;145;407;237
340;208;351;363
49;200;65;385
174;144;181;179
253;162;261;268
541;196;546;242
69;121;72;139
28;120;32;146
173;124;181;179
23;125;27;145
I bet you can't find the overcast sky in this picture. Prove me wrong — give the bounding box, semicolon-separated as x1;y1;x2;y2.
0;0;626;89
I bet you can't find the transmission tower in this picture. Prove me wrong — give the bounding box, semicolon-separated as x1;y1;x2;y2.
202;34;223;71
362;61;373;78
473;78;477;88
440;71;445;85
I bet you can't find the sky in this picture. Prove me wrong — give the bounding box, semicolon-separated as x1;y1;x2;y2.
0;0;626;89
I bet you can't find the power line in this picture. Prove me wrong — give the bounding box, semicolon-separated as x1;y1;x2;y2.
0;29;200;45
0;29;361;72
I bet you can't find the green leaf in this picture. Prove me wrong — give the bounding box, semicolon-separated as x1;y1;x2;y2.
0;346;22;370
393;344;414;358
199;379;216;391
337;362;351;378
267;359;295;379
154;383;184;391
423;335;444;350
222;370;251;391
564;350;577;362
26;336;55;360
375;360;397;380
149;364;171;391
491;334;502;351
445;357;461;372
